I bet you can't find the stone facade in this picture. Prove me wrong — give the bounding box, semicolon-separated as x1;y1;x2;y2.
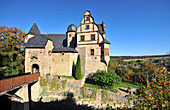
25;10;110;77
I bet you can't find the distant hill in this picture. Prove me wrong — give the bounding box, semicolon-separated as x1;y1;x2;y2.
111;55;170;60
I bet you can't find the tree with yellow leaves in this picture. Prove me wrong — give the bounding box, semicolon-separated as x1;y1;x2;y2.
124;69;134;79
0;26;26;76
134;68;170;109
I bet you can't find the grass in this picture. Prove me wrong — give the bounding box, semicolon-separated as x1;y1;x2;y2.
54;75;74;79
118;82;140;89
84;83;118;93
84;81;140;92
62;75;74;78
84;83;100;88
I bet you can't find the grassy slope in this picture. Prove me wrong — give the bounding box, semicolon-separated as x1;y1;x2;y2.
118;82;140;89
84;81;140;90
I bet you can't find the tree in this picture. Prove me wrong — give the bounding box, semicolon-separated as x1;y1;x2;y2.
115;66;129;80
0;26;26;76
108;58;118;73
74;55;83;80
124;69;134;79
137;62;156;85
134;68;170;109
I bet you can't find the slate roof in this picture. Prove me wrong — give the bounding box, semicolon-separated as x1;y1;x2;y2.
52;47;78;53
25;35;50;48
28;23;41;35
25;22;110;53
45;34;67;48
25;34;77;52
67;24;77;32
97;24;105;34
100;38;111;44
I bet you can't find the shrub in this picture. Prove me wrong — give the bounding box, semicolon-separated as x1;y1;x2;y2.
93;70;121;89
75;55;84;80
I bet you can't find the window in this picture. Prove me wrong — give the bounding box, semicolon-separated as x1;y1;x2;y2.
104;49;107;55
90;49;94;56
107;49;109;55
48;51;52;56
104;48;109;55
91;35;95;40
81;35;85;41
86;25;89;29
86;17;89;21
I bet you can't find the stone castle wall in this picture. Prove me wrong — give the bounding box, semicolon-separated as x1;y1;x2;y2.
25;39;78;77
51;53;78;76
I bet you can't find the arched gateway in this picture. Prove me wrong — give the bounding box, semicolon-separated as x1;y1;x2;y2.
32;64;39;73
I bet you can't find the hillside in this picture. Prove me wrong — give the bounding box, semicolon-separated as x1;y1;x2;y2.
111;54;170;60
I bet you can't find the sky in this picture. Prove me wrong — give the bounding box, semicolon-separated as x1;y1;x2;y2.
0;0;170;56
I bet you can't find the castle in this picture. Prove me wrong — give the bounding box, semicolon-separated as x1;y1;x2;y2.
25;10;110;77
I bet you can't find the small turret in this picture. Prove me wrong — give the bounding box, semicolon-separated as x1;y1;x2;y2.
66;24;77;48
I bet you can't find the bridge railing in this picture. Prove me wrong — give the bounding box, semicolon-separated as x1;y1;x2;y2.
0;72;40;92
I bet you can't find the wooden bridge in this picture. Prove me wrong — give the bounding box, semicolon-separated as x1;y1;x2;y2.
0;73;40;97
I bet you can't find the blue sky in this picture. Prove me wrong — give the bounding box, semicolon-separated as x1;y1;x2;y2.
0;0;170;56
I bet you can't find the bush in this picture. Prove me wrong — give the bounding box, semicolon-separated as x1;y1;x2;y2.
75;55;84;80
93;70;121;89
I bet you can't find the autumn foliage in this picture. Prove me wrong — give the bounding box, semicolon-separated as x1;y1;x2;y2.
0;26;26;76
134;68;170;109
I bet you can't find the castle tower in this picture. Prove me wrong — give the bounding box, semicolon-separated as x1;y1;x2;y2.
76;10;110;77
66;24;77;48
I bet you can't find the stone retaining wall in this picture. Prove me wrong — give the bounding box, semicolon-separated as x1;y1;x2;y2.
34;76;131;109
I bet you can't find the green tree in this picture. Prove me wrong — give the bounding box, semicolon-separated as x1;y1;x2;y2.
75;55;83;80
115;66;129;80
0;26;26;76
108;58;118;73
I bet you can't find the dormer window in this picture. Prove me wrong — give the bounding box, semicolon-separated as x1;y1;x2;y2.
86;25;89;29
86;17;89;21
91;35;95;40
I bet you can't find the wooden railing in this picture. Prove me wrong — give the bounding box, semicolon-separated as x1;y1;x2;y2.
0;73;40;92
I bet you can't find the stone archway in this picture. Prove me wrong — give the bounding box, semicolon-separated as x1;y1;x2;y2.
32;64;39;73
